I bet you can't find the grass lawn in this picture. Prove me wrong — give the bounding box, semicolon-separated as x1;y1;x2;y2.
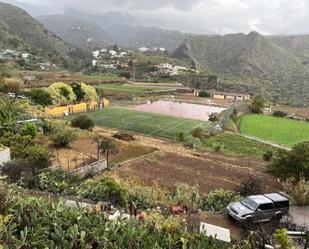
240;115;309;147
88;107;208;139
202;133;277;159
95;84;171;93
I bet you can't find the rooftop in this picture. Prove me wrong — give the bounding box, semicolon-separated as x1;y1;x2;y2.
248;195;273;204
264;193;288;202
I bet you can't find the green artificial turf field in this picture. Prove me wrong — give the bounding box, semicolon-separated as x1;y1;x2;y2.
88;107;208;139
240;114;309;147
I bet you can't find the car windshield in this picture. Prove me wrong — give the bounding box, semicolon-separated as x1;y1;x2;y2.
241;197;259;210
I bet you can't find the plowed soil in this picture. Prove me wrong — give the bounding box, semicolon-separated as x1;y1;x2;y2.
113;151;282;194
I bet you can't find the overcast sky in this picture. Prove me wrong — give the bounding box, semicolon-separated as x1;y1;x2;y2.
5;0;309;35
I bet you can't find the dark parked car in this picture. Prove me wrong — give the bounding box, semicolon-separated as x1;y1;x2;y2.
227;193;289;223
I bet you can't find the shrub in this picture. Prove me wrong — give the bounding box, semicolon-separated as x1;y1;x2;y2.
213;143;223;152
26;88;52;106
198;91;211;98
209;113;218;122
77;177;129;207
184;135;202;149
273;229;295;249
20;123;37;138
201;189;240;214
172;183;201;209
273;110;287;118
191;127;204;139
263;150;273;161
239;178;262;196
51;127;77;147
1;160;33;183
0;186;8;214
22;145;49;170
283;178;309;206
177;132;185;142
71;114;95;131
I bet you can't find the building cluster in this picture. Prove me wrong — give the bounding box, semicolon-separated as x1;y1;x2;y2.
138;47;167;53
155;63;198;76
91;47;133;70
0;49;55;70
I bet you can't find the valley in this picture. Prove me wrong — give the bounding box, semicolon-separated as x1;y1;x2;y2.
0;1;308;248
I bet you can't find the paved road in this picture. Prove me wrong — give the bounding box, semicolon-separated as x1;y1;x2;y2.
289;206;309;228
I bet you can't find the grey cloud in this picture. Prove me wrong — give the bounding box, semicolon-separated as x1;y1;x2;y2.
7;0;309;35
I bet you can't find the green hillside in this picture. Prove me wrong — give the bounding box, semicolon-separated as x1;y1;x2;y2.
173;32;309;106
37;15;111;51
0;2;87;67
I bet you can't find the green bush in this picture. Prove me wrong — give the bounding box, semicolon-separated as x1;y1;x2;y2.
71;114;95;131
198;91;211;98
51;127;77;147
273;111;287;118
77;177;129;207
20;123;37;138
191;127;204;139
201;189;240;214
262;150;273;161
26;88;52;106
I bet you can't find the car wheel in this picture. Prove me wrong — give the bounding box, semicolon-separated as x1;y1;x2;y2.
274;213;282;221
245;217;253;224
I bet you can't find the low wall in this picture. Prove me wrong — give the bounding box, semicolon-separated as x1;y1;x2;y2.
0;147;11;165
69;160;107;177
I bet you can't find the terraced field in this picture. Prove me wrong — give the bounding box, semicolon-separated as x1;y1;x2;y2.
240;115;309;147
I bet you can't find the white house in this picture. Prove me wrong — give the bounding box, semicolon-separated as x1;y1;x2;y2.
159;47;166;52
109;50;117;56
101;48;108;53
159;63;173;70
21;53;30;59
0;145;11;166
171;66;188;76
92;50;100;58
139;47;149;52
92;60;98;66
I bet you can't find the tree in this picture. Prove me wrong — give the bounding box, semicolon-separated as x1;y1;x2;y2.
80;83;98;101
71;114;95;131
46;82;76;105
51;127;77;147
268;142;309;181
99;137;117;166
250;95;264;114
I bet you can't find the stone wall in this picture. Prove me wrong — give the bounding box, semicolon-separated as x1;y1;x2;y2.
69;160;107;178
0;147;11;166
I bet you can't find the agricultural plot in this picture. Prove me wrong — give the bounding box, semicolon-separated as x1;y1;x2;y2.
88;107;208;139
95;84;173;93
240;115;309;147
113;151;282;194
